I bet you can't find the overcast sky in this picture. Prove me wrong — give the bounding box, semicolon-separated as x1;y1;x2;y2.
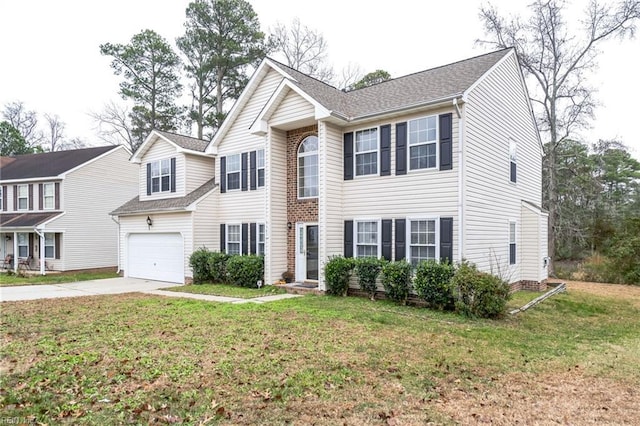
1;0;638;157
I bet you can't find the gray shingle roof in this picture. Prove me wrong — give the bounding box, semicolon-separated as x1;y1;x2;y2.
1;146;118;180
0;212;62;228
154;130;208;152
110;178;216;215
268;49;511;119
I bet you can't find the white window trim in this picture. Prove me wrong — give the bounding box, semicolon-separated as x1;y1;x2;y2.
226;153;242;191
17;184;29;211
257;149;265;188
509;220;517;265
150;158;172;194
226;223;242;255
297;136;319;199
407;114;439;172
354;126;380;178
406;216;440;265
354;218;382;258
509;139;517;184
257;223;266;256
43;183;55;210
44;233;55;259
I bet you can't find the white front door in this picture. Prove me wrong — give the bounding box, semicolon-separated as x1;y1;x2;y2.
295;223;319;282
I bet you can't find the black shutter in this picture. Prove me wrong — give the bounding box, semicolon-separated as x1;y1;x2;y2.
440;217;453;263
146;163;152;195
13;185;17;210
380;124;391;176
395;219;406;261
220;156;226;193
2;186;6;211
170;157;176;192
55;233;61;259
439;113;453;171
28;184;33;210
343;132;353;180
250;222;257;254
510;162;517;183
250;151;257;190
39;184;43;210
381;219;392;261
241;152;248;191
344;220;353;258
28;233;34;257
220;224;226;252
54;182;60;210
241;223;249;255
396;122;407;175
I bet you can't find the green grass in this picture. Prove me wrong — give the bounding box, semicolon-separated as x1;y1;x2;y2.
161;283;288;298
1;288;638;424
0;271;119;286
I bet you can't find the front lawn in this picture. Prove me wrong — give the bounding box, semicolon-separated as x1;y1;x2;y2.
161;283;287;299
1;284;639;424
0;271;120;287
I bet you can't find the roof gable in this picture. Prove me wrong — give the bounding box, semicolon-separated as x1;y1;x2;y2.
131;130;210;163
0;146;119;181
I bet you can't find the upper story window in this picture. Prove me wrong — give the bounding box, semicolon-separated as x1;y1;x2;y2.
298;136;318;198
355;128;378;176
409;219;437;266
151;159;171;193
509;221;517;265
356;220;380;258
409;115;437;170
17;185;28;210
43;183;55;209
509;140;517;183
257;149;265;187
226;154;241;191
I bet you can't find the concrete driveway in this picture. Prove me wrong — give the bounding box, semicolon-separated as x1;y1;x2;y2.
0;278;174;302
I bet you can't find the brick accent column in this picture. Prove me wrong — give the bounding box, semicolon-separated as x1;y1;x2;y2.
286;125;319;278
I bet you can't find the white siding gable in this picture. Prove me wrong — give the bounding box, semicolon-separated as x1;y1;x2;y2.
138;138;186;201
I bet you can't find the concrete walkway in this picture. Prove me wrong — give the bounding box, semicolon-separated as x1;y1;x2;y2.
0;277;301;304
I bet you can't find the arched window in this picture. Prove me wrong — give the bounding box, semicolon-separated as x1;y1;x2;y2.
298;136;318;198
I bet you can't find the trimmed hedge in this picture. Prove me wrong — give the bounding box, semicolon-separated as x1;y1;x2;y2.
207;251;229;283
324;256;355;296
413;260;456;310
355;257;384;300
451;261;511;318
226;255;264;288
189;247;212;284
381;259;413;305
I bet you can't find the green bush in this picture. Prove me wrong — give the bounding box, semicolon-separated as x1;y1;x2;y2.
189;247;212;284
324;256;355;296
355;257;385;300
381;260;413;305
604;217;640;285
226;255;264;288
413;260;456;310
207;251;229;283
451;261;511;318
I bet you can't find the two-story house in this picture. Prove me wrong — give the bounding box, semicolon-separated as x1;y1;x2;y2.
114;48;548;290
0;146;137;274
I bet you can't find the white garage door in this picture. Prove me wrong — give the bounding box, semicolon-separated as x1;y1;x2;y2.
127;233;184;283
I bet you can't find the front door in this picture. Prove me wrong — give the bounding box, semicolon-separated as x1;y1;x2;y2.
295;223;319;282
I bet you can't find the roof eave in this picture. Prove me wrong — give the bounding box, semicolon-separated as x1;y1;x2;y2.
348;95;463;123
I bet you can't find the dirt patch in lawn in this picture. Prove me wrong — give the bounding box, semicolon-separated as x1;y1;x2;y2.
550;279;640;307
437;369;639;425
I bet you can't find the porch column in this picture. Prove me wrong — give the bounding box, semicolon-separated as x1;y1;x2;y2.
13;232;17;272
39;232;45;276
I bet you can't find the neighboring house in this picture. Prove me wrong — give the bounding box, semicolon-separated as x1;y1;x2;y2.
114;48;548;289
0;146;137;273
110;131;216;283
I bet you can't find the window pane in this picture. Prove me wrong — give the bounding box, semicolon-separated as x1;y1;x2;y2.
356;152;377;176
228;172;240;190
152;177;160;193
227;154;240;172
299;136;318;153
355;128;377;152
151;162;160;177
357;245;378;258
298;140;318;198
257;149;265;167
258;169;265;187
410;143;436;170
161;176;170;191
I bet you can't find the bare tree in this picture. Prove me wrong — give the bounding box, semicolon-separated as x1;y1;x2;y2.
90;101;138;152
270;18;335;82
43;113;66;152
2;101;43;148
335;62;364;91
478;0;640;274
57;137;87;151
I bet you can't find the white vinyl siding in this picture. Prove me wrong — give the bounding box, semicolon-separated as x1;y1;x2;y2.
355;128;378;176
408;115;438;170
464;53;542;282
521;202;549;282
269;89;315;126
139;139;185;200
43;183;55;209
185;154;215;193
49;146;138;271
265;128;288;283
192;191;217;251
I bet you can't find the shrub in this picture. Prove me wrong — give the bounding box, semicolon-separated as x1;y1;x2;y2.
381;260;413;305
226;255;264;288
451;261;511;318
324;256;355;296
189;247;212;283
207;251;229;283
355;257;385;301
413;260;456;310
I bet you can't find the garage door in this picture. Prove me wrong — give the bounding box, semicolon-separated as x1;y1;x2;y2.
127;233;184;283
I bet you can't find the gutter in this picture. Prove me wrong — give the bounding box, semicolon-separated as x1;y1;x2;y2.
348;94;463;122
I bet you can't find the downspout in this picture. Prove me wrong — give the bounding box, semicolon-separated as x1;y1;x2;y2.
111;215;121;274
33;227;45;276
454;98;465;262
